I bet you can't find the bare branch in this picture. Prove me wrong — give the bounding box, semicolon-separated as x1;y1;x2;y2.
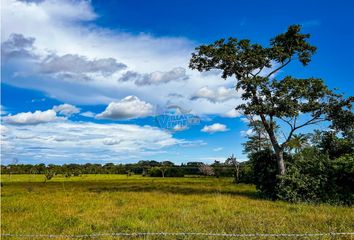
280;116;326;148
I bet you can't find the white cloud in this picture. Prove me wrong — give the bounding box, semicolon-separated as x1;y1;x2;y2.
80;111;95;118
3;109;63;125
172;124;188;132
223;109;242;118
213;147;223;152
96;96;154;120
191;86;240;103
52;103;80;116
1;121;183;163
201;123;229;133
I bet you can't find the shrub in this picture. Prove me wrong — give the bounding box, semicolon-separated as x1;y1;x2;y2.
276;148;330;203
276;149;354;204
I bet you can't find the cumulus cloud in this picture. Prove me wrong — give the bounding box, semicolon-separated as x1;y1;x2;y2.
120;67;187;86
3;109;63;125
96;96;154;120
191;86;239;102
52;103;80;116
201;123;229;133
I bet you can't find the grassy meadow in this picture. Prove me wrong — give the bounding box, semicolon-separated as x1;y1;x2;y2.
1;174;353;239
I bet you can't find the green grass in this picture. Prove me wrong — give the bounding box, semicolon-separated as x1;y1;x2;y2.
1;174;353;239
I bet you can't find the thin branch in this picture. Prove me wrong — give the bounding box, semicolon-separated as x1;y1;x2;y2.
254;66;265;77
278;117;294;130
281;116;326;148
266;58;292;79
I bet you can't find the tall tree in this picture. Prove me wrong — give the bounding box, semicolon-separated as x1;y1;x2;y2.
190;25;353;175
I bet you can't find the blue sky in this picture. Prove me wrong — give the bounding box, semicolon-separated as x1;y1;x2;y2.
1;0;353;165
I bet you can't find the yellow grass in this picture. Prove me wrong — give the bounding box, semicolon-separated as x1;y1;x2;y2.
1;174;353;239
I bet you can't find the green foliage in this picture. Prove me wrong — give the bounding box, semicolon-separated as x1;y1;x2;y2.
312;131;354;159
276;148;330;203
329;154;354;204
148;167;162;177
250;149;279;199
277;149;354;204
148;166;184;177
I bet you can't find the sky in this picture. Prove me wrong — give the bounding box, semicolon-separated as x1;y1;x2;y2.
1;0;354;165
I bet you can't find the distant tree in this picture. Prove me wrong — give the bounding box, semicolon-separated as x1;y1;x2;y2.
44;170;55;183
190;24;353;175
225;154;240;183
158;161;174;178
199;164;215;176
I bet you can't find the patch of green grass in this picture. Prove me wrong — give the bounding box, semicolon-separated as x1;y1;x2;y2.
1;174;353;239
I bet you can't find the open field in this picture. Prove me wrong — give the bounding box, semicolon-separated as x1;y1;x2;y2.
1;174;353;239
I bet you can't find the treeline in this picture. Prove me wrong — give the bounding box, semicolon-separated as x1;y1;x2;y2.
0;160;253;183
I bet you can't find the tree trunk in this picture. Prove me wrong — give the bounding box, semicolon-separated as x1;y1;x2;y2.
259;115;286;175
275;148;286;175
235;166;239;183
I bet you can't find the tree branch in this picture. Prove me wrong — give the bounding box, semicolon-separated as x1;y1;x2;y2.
280;116;325;148
266;58;292;78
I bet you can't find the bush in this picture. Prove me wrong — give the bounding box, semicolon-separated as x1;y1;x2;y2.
276;149;354;204
276;148;330;203
239;161;254;184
